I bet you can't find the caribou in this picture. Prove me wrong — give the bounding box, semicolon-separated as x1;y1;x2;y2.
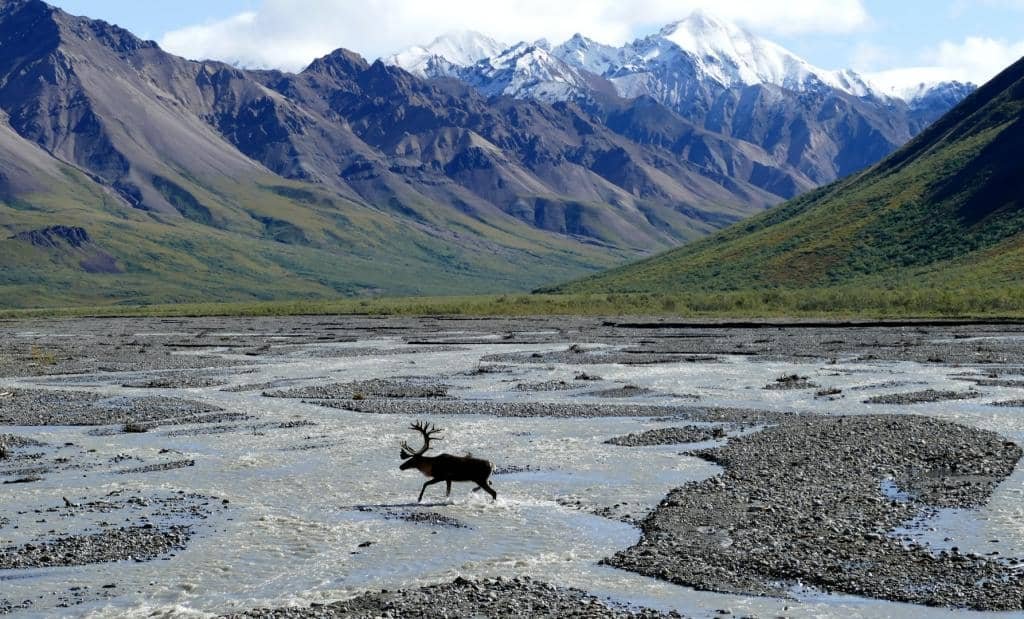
399;420;497;502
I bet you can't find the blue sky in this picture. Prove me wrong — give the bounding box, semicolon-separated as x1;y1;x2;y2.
49;0;1024;88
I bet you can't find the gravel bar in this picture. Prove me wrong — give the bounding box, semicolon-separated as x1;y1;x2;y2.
317;399;688;418
116;459;196;474
0;525;191;569
605;426;723;446
264;378;449;399
0;390;227;426
321;399;798;424
223;576;680;618
588;385;658;398
606;415;1024;610
863;389;981;405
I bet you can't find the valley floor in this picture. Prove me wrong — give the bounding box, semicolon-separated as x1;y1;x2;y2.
8;287;1024;321
1;316;1023;617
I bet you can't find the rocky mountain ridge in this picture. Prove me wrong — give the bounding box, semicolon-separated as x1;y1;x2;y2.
387;13;976;185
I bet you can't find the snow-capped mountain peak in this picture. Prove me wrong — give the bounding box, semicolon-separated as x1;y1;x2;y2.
384;31;507;78
461;41;598;102
379;11;973;120
551;33;623;75
650;10;871;96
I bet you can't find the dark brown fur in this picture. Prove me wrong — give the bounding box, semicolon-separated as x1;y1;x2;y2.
399;421;497;501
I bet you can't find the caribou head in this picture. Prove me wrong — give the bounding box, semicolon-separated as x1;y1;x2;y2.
398;420;497;502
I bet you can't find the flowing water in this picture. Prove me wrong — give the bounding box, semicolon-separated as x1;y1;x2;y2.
1;334;1023;618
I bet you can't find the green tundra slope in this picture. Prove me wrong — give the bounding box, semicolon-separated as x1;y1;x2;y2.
550;56;1024;294
0;141;622;308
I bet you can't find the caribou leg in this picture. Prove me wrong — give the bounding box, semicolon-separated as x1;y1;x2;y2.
477;480;497;500
446;480;452;497
419;478;443;502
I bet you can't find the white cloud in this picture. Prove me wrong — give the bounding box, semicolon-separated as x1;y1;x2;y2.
934;37;1024;82
159;0;870;71
850;42;892;71
866;36;1024;96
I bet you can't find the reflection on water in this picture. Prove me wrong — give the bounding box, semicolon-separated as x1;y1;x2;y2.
0;339;1021;618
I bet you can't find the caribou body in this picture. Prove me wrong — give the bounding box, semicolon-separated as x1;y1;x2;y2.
399;421;497;502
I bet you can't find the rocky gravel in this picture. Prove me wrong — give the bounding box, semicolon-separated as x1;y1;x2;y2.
0;598;32;614
483;349;718;366
224;576;679;618
863;389;982;405
608;321;1024;364
492;464;542;475
605;426;724;446
122;374;228;388
116;459;195;474
264;378;449;399
588;384;658;398
0;525;191;569
318;399;676;419
4;316;1024;372
0;390;230;426
0;388;103;423
324;399;796;425
221;381;280;393
162;419;316;437
512;380;577;392
0;433;45;449
361;508;469;529
606;415;1024;610
763;374;818;390
961;377;1024;388
275;345;466;358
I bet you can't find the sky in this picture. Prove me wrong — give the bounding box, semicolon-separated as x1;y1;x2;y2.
49;0;1024;90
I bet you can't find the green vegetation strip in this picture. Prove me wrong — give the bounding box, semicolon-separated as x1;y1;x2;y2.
4;287;1024;319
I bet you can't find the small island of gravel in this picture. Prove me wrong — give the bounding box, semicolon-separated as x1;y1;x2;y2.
605;426;725;446
607;415;1024;610
223;576;679;618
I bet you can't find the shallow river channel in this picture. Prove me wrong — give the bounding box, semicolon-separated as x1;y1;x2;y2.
1;318;1023;618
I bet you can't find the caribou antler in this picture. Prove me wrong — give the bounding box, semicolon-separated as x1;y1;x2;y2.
397;419;497;501
400;420;443;458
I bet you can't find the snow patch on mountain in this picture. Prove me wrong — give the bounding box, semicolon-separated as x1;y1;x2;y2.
458;42;598;102
383;12;974;109
552;34;623;75
638;11;873;96
865;67;977;103
385;31;507;78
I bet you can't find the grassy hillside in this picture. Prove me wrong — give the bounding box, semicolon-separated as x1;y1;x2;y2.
0;161;625;308
549;57;1024;295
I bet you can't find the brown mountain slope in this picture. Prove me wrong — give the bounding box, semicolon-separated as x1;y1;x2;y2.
551;56;1024;294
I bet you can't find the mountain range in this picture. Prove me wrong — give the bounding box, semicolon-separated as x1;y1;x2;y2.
550;54;1024;294
388;12;975;185
0;1;977;306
